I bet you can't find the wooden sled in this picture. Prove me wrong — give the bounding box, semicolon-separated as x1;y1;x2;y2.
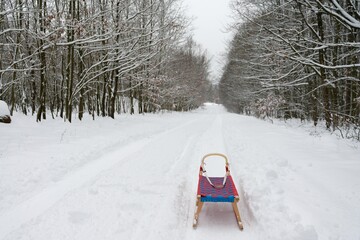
193;153;243;230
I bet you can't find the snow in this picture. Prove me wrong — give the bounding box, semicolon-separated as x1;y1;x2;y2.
0;101;10;116
0;104;359;240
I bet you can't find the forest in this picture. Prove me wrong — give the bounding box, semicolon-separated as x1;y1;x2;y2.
0;0;213;122
219;0;360;139
2;0;360;141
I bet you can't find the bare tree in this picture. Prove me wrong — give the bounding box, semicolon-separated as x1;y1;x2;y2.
0;0;212;121
220;0;359;136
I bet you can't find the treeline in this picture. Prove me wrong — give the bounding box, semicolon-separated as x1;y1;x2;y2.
0;0;212;122
220;0;360;137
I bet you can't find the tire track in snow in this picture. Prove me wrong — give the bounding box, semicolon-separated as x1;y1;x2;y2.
0;117;203;240
185;113;259;239
130;135;198;240
129;116;215;240
221;115;257;229
183;114;245;238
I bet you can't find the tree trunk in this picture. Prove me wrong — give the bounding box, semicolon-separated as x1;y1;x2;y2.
130;76;134;115
317;1;331;129
65;0;76;122
0;0;4;100
36;0;47;122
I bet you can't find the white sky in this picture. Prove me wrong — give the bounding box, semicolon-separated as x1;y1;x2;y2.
182;0;234;83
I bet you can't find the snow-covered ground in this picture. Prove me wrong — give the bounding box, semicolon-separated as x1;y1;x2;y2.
0;104;359;240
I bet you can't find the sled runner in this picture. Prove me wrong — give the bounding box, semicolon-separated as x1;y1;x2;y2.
193;153;243;230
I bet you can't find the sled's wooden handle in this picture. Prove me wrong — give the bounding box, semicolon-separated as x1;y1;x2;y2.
201;153;229;167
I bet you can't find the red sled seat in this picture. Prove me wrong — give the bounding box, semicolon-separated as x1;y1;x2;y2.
193;153;243;230
198;175;239;202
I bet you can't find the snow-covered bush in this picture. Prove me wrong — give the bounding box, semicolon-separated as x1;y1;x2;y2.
252;94;286;122
0;100;11;123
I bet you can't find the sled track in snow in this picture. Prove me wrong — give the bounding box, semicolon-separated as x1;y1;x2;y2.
130;134;199;240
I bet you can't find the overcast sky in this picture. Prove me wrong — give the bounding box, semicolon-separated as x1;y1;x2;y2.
182;0;234;83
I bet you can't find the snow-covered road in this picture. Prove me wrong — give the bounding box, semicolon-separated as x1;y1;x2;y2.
1;104;359;240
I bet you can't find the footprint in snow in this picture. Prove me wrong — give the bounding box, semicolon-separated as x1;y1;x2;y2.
68;211;91;224
266;170;278;180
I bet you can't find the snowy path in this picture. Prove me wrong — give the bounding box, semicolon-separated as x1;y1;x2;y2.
0;116;201;238
0;104;359;240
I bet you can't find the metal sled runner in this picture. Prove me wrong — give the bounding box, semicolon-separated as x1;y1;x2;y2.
193;153;243;230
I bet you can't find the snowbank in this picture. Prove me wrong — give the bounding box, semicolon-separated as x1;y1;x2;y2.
0;100;11;123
